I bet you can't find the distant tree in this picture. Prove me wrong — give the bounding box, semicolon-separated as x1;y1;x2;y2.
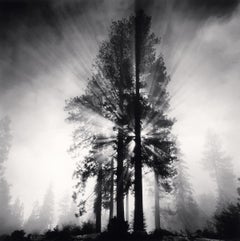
58;193;78;227
0;116;12;235
24;201;41;234
0;116;11;175
202;131;237;211
198;193;217;226
0;178;12;234
173;157;200;232
10;198;24;230
38;185;55;232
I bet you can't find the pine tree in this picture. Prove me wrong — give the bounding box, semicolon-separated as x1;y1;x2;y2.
65;11;177;233
38;185;55;232
24;201;41;234
10;198;24;230
202;131;237;211
173;157;200;232
58;192;78;227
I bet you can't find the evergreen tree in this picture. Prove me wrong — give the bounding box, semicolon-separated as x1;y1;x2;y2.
173;157;200;232
38;185;55;232
24;201;41;234
202;131;237;211
10;198;24;230
65;11;177;233
65;16;134;227
141;56;177;230
58;192;78;227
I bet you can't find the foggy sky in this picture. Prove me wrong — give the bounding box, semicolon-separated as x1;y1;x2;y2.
0;0;240;221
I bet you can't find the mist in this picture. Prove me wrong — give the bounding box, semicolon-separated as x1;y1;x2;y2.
0;0;240;239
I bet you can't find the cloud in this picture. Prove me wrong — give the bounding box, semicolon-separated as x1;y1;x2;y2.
135;0;240;20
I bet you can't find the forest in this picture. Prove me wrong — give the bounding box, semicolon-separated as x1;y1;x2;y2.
0;1;240;241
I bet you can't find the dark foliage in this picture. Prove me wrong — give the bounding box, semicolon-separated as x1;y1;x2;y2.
214;203;240;239
0;230;29;241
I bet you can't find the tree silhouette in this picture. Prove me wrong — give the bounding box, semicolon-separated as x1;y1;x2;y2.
65;16;135;228
65;11;177;234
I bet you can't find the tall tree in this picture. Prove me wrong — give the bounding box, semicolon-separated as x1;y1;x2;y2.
133;8;177;230
65;16;135;227
65;11;177;233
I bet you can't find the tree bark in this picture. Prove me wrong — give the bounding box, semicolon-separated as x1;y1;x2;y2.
154;170;160;230
96;164;102;233
133;10;144;232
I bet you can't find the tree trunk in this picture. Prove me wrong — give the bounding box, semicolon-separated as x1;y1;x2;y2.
116;36;125;224
154;170;160;230
133;10;144;232
109;158;114;222
95;163;102;233
117;129;125;222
